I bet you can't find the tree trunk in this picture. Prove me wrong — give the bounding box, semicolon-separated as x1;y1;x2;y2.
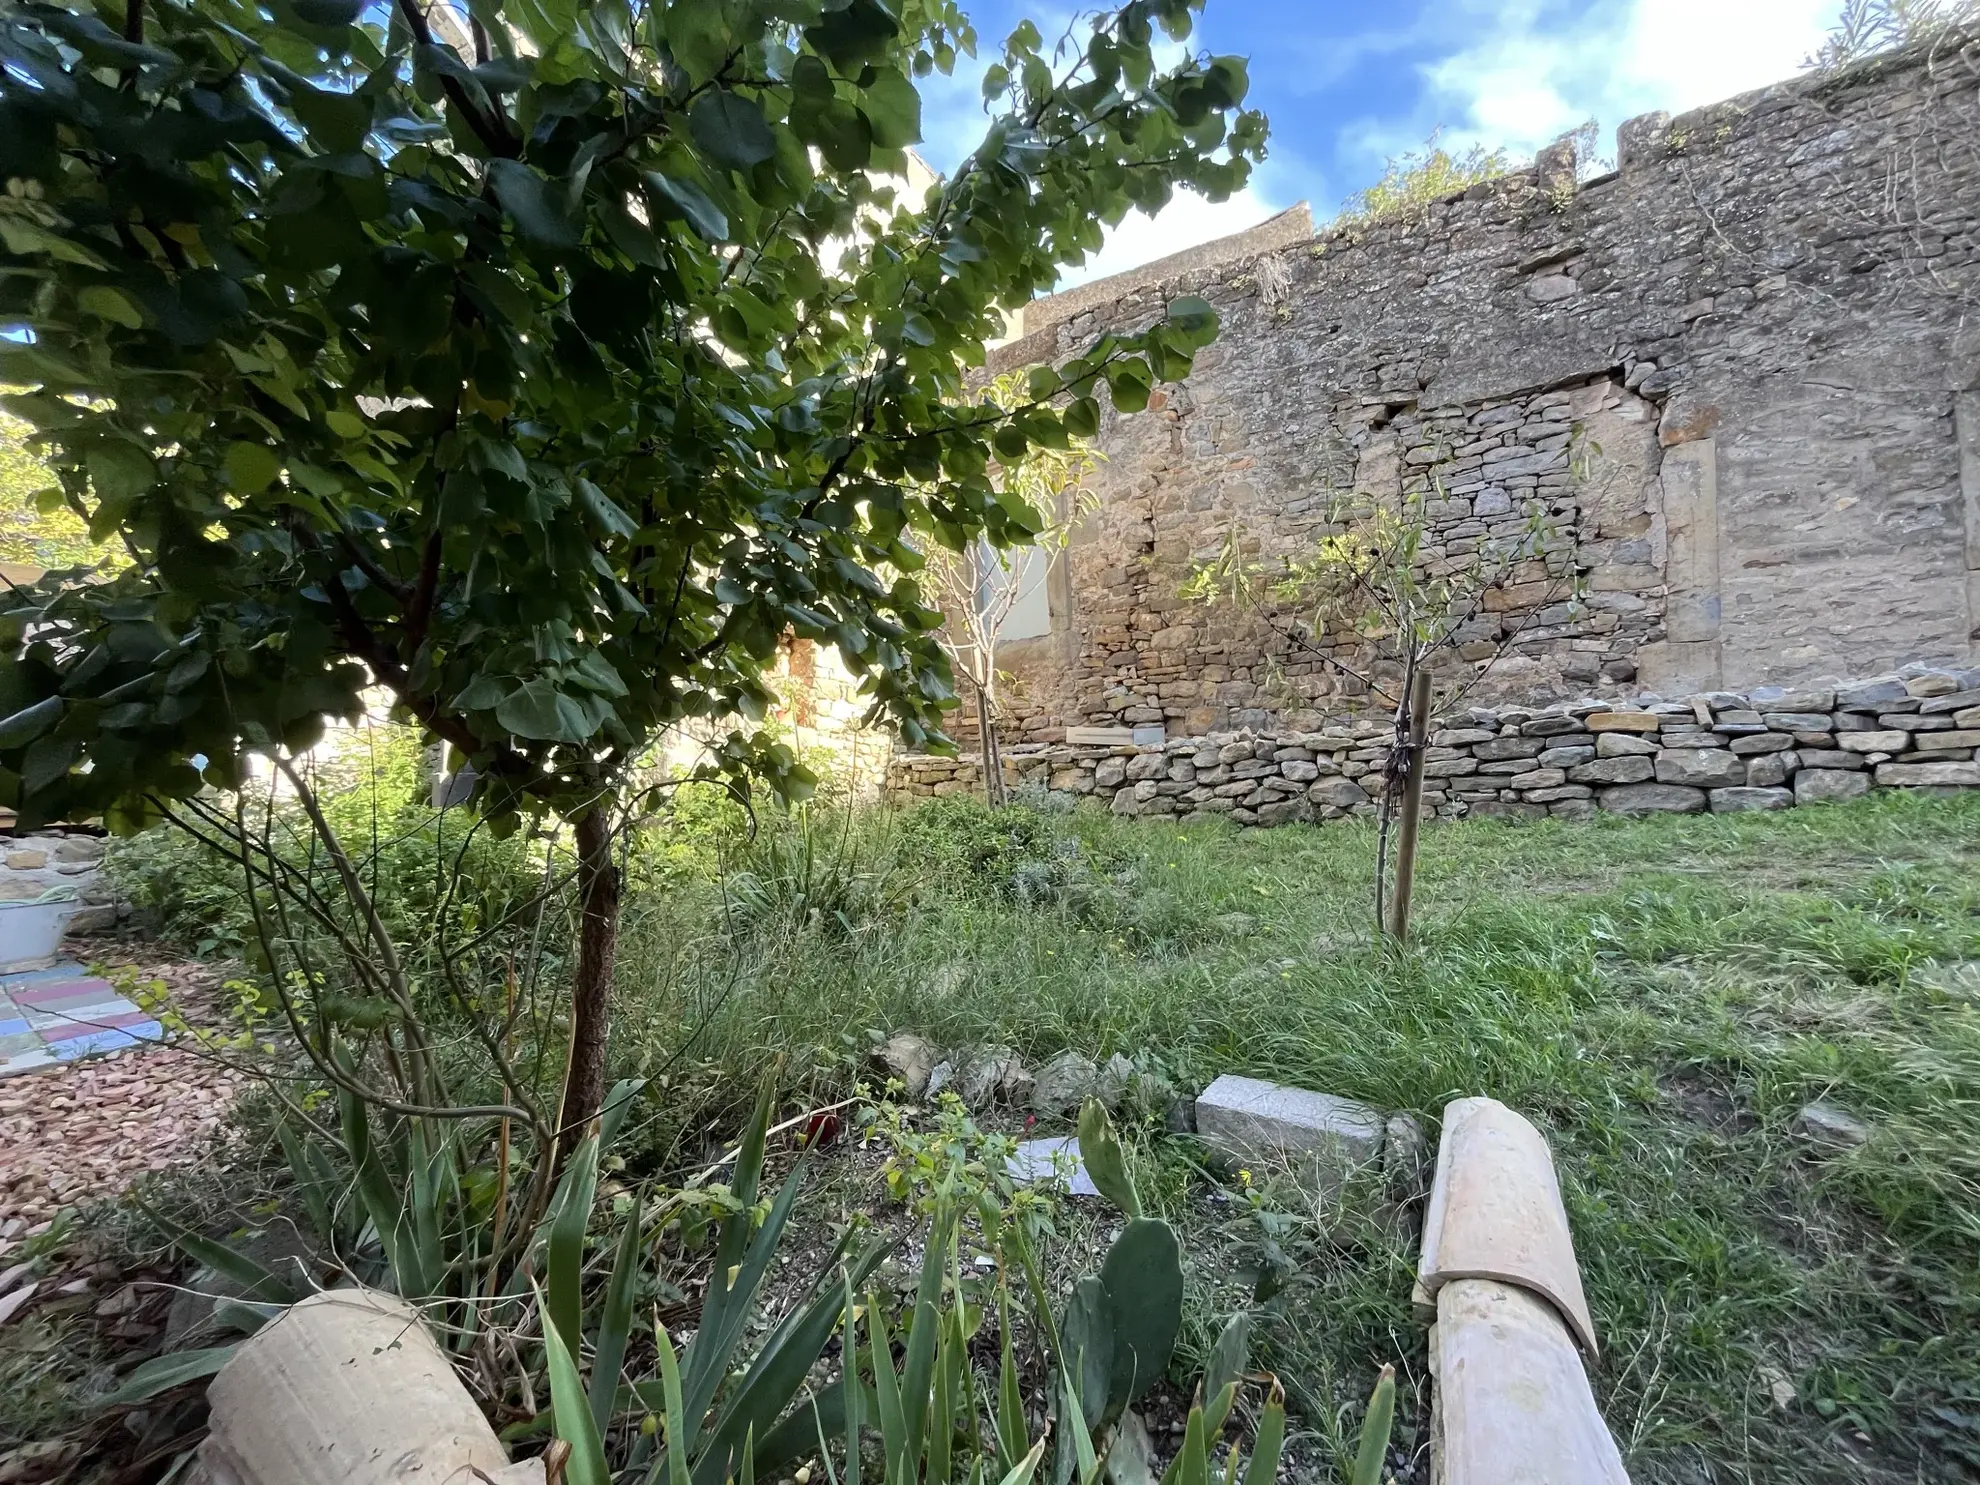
556;808;619;1163
1386;666;1435;942
974;679;1006;808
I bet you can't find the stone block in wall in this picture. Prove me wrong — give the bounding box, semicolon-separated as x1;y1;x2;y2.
1569;756;1654;785
1921;691;1980;716
1838;731;1910;754
1594;732;1658;758
1309;778;1369;809
1876;762;1980;787
1797;749;1865;771
1709;787;1794;812
1762;713;1832;733
1882;713;1953;731
1836;678;1908;709
1655;749;1745;788
1729;733;1794;755
1934;731;1980;751
1539;745;1595;768
1510;769;1569;792
1476;736;1544;761
1745;752;1797;788
1796;769;1872;804
1599;783;1708;814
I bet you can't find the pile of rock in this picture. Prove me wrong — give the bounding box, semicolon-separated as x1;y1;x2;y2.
888;664;1980;826
873;1033;1166;1119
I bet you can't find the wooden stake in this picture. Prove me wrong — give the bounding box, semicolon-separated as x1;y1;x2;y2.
1387;667;1434;942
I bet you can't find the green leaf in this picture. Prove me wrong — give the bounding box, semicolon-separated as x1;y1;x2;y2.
86;443;156;503
537;1282;612;1485
645;174;729;241
496;679;598;742
691;91;777;171
806;0;901;69
291;0;364;26
1063;396;1100;439
860;68;922;148
78;286;144;328
488;159;580;249
1165;296;1218;342
1106;363;1151;414
98;1346;237;1407
0;697;63;749
224;442;281;494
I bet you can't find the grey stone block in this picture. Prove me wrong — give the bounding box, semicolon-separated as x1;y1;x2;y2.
1598;783;1707;814
1708;786;1793;812
1655;748;1746;787
1194;1075;1385;1177
1795;768;1871;804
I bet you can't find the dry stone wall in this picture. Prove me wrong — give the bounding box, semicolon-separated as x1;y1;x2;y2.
888;663;1980;824
982;42;1980;744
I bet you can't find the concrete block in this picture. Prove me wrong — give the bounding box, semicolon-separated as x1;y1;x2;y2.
1194;1075;1385;1178
1418;1096;1599;1358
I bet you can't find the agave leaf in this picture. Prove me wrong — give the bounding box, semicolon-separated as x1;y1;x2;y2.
335;1042;421;1294
599;1076;646;1151
1200;1382;1238;1445
590;1189;644;1437
137;1199;303;1308
97;1345;236;1407
274;1121;334;1247
1349;1365;1395;1485
898;1204;956;1468
1240;1386;1284;1485
998;1438;1048;1485
692;1236;892;1485
547;1132;600;1354
842;1273;863;1485
928;1297;955;1485
997;1281;1027;1472
869;1292;905;1474
656;1318;690;1485
537;1282;611;1485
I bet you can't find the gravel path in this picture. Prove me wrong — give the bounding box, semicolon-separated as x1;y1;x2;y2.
0;957;243;1261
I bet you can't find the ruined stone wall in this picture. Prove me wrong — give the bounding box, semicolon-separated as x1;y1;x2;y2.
889;663;1980;825
983;41;1980;743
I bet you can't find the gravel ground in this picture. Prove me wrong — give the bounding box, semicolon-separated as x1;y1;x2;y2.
0;955;242;1262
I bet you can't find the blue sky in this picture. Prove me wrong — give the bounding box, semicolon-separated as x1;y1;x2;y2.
914;0;1848;287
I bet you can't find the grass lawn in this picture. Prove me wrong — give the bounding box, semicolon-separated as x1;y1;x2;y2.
9;788;1977;1485
613;787;1980;1485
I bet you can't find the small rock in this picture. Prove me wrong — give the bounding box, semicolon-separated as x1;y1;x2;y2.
1032;1050;1100;1116
874;1033;938;1097
925;1058;958;1099
955;1047;1027;1107
1793;1101;1869;1148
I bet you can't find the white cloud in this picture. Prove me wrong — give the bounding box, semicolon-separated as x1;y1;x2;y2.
1052;186;1285;291
1358;0;1843;177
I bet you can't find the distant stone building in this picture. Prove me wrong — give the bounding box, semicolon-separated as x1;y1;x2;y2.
972;39;1980;743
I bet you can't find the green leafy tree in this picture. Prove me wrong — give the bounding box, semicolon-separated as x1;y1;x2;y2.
0;0;1262;1144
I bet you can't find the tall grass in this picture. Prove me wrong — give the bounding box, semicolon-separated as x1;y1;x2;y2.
608;789;1980;1484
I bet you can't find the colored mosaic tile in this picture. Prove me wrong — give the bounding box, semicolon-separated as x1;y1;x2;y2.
0;961;166;1077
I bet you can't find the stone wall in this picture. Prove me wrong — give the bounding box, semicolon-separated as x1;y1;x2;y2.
888;663;1980;825
0;830;115;931
982;41;1980;744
